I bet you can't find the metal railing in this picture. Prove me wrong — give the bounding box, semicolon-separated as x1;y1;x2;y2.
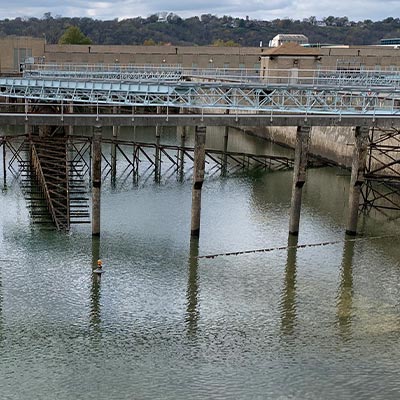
21;62;400;89
2;63;400;117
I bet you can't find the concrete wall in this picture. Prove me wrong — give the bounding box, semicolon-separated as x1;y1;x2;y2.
261;45;400;72
319;46;400;69
247;125;354;168
43;44;265;69
248;123;400;177
0;36;45;74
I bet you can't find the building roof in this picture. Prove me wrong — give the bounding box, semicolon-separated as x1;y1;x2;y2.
272;34;308;41
263;42;321;57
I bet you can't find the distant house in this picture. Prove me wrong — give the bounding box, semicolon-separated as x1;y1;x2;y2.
269;34;309;48
380;38;400;46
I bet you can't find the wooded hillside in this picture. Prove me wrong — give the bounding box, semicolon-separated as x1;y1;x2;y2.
2;13;400;46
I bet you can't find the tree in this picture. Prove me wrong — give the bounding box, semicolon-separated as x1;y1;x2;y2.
143;38;156;45
213;39;239;47
58;26;92;44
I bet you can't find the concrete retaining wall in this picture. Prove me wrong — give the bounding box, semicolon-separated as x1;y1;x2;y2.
248;125;354;168
248;125;400;175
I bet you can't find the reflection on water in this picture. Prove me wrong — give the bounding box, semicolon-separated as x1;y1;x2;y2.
186;238;200;338
0;268;3;344
280;235;298;337
0;125;400;399
336;238;355;340
90;236;102;335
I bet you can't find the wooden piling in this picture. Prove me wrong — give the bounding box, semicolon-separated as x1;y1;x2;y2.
190;126;206;237
92;126;102;236
346;126;369;236
289;125;311;236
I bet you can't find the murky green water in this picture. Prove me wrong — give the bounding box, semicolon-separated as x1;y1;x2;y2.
0;126;400;399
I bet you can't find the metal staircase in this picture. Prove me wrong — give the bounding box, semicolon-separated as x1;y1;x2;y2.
16;135;90;230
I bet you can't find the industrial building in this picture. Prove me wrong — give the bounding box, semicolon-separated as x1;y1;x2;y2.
2;36;400;75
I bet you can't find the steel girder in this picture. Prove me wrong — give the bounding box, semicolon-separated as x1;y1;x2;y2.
315;70;400;89
25;68;183;82
1;77;400;116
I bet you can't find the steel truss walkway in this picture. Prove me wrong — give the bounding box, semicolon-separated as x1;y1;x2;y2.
0;63;400;117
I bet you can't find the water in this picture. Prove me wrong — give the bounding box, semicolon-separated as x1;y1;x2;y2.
0;126;400;399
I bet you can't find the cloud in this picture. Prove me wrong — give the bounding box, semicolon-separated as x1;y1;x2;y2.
0;0;398;21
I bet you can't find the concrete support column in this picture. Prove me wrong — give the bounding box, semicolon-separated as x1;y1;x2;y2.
92;126;102;236
179;126;186;176
111;106;118;185
24;100;29;135
346;126;369;236
289;125;311;236
190;126;206;237
222;125;229;176
155;125;161;181
3;141;6;189
68;103;74;135
178;108;188;177
221;110;230;176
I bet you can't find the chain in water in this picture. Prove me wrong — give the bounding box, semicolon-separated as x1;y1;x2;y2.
197;234;399;260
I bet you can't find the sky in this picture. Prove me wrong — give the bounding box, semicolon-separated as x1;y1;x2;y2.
0;0;398;22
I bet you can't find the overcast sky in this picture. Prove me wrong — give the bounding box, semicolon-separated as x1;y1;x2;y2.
0;0;398;21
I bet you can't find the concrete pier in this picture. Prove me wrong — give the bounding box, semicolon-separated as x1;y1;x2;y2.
190;126;206;237
92;126;102;236
346;126;369;236
24;101;29;135
111;106;119;185
178;108;187;177
222;124;229;176
68;103;74;135
289;125;311;236
155;125;161;181
179;126;186;176
2;141;6;189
